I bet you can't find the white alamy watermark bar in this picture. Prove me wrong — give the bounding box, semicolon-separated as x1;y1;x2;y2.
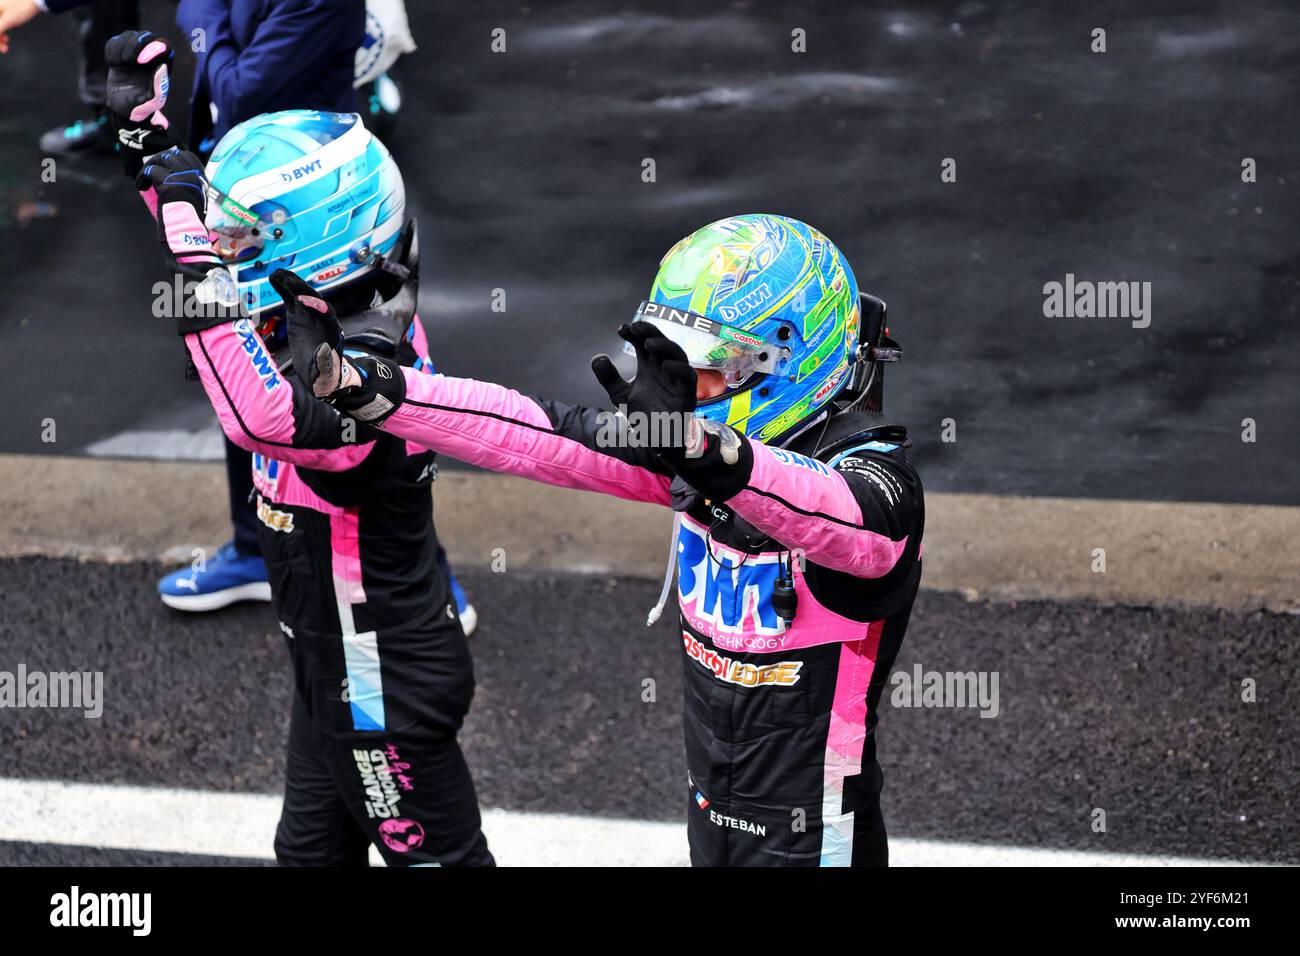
1042;273;1152;328
0;664;104;718
889;664;1000;718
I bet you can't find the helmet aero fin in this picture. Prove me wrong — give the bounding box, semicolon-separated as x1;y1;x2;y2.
844;292;902;415
339;218;420;360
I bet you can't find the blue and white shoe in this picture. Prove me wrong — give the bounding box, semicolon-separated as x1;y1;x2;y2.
447;572;477;637
39;114;115;156
158;542;272;612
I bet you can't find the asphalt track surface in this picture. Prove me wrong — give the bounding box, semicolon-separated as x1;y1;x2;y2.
1;557;1295;866
0;842;272;867
0;1;1298;503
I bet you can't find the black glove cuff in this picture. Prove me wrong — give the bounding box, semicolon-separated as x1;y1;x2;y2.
116;123;183;180
330;356;407;425
659;419;754;502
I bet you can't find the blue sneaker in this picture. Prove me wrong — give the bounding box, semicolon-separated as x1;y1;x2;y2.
447;572;477;637
158;542;272;612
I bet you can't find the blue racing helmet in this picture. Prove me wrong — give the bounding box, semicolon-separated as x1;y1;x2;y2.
641;214;870;443
204;110;406;323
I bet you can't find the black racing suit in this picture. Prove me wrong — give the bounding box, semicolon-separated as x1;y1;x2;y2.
113;36;490;865
183;315;492;867
676;412;923;865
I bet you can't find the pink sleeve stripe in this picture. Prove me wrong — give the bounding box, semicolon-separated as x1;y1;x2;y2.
728;441;908;578
384;368;672;506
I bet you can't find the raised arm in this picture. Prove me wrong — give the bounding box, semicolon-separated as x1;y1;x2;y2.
134;151;375;471
104;31;183;181
100;31;374;469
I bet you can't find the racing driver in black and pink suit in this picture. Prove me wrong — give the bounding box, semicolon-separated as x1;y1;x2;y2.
104;31;492;866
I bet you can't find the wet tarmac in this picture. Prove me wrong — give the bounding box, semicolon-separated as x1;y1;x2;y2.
1;1;1297;503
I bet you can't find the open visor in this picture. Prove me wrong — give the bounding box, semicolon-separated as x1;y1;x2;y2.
629;300;788;375
205;185;273;263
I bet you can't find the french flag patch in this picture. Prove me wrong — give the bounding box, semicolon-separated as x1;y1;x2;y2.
694;792;709;810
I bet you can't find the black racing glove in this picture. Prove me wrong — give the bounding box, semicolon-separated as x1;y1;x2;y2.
592;321;698;459
105;30;181;178
593;320;752;498
137;148;241;332
272;269;406;424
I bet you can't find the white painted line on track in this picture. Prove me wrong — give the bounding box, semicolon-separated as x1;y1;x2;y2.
3;778;281;861
0;778;1261;867
886;840;1258;868
84;428;225;461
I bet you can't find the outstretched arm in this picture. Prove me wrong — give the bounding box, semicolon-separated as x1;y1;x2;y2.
375;345;920;569
382;369;674;506
272;272;674;506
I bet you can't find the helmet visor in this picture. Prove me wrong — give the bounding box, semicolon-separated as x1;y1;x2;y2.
205;185;271;263
629;300;787;376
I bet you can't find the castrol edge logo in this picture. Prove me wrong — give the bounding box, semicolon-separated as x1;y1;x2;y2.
682;632;802;688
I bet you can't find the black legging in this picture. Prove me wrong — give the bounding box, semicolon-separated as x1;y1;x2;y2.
224;436;262;558
70;0;141;111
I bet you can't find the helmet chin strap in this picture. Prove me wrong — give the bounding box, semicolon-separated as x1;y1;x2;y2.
371;251;412;283
841;358;881;414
